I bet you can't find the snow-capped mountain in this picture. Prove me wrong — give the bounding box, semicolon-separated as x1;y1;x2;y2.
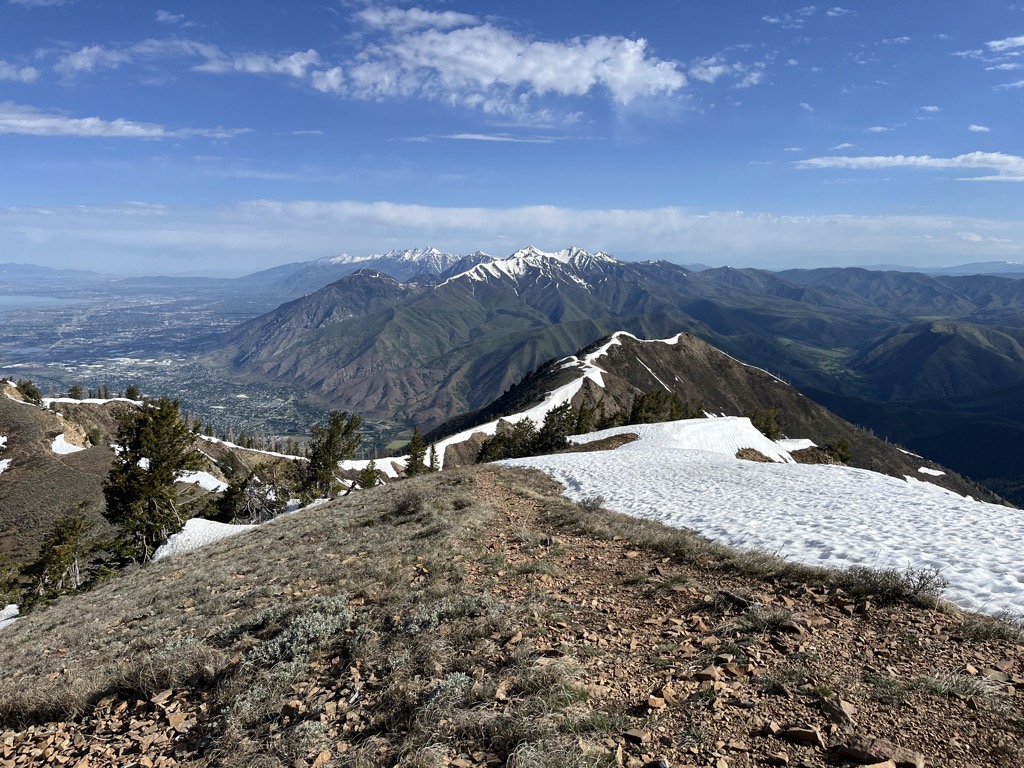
243;247;495;297
443;245;618;288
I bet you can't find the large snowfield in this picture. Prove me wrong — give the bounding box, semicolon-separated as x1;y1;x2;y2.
502;417;1024;616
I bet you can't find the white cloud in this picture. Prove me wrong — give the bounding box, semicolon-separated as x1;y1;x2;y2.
831;142;855;150
55;45;132;76
8;0;74;5
156;10;186;25
356;6;480;34
986;35;1024;52
987;63;1024;71
762;7;817;29
865;126;893;132
195;49;322;78
826;7;851;16
0;60;38;82
0;101;248;139
996;79;1024;89
795;150;1024;181
919;105;941;113
4;200;1020;274
799;102;813;112
968;124;991;132
346;24;687;110
784;147;802;152
689;54;765;88
882;36;911;45
442;133;555;144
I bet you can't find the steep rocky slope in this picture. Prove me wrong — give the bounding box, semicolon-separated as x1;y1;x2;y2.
430;332;996;502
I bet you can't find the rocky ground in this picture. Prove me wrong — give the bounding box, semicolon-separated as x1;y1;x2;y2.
1;466;1021;767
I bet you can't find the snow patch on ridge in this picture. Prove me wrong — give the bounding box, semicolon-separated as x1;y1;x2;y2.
51;434;85;455
503;419;1024;615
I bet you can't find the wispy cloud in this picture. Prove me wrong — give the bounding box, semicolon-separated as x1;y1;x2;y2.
795;150;1024;181
0;60;38;82
53;9;692;120
156;10;191;26
919;105;941;113
762;6;818;29
986;35;1024;52
442;133;555;144
195;49;322;78
825;7;851;17
55;44;131;77
799;102;813;112
0;101;247;139
968;124;991;132
865;126;893;133
831;142;855;150
5;200;1020;274
8;0;74;6
689;54;767;89
355;6;480;34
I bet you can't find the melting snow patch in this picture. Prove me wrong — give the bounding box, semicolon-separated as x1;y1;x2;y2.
0;459;10;474
176;470;229;492
153;518;256;562
0;604;18;631
503;418;1024;616
51;434;85;455
918;467;945;477
0;435;6;449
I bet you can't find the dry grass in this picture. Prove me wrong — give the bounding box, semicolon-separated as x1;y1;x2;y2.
2;464;1016;768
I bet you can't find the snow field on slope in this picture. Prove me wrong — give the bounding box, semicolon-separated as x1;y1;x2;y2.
51;434;85;455
153;519;255;562
502;418;1024;615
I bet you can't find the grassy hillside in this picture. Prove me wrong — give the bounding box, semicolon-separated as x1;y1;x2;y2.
1;466;1021;767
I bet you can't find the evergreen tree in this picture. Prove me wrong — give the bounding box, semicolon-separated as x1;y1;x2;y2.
404;427;427;476
303;410;362;498
428;444;439;472
66;384;84;400
15;379;41;404
535;403;576;453
216;463;289;524
357;459;380;490
103;397;204;562
123;383;141;400
27;506;97;597
825;437;852;464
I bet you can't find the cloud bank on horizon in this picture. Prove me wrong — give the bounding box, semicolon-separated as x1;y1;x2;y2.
1;1;1022;273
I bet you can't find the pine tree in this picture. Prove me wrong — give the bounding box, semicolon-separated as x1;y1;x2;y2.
357;459;380;490
216;463;289;524
428;444;439;472
303;411;362;498
124;383;141;400
535;403;576;453
66;384;84;400
103;397;204;562
404;427;427;476
27;506;97;597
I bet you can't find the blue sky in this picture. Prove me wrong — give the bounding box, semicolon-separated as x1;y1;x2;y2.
1;1;1023;275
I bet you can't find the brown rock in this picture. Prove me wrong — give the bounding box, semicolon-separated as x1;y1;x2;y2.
693;665;721;682
764;754;789;767
836;735;925;768
820;695;857;728
780;726;825;750
623;729;651;745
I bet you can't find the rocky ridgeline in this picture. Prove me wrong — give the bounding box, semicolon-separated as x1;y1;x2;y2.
2;468;1021;768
